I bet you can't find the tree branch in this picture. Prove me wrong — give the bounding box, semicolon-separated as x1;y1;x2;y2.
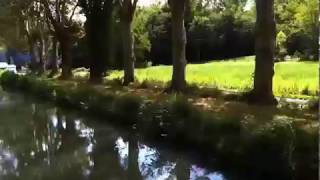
68;0;80;23
102;0;115;16
55;0;61;22
41;0;58;29
132;0;138;11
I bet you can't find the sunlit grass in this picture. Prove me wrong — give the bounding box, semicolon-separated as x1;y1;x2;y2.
108;56;319;98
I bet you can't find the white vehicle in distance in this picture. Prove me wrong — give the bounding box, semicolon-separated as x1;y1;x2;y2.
0;62;17;74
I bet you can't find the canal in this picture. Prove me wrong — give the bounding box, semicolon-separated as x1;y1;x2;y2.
0;89;317;180
0;90;227;180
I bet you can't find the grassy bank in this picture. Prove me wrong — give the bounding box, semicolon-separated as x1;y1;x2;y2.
0;71;318;179
107;56;318;99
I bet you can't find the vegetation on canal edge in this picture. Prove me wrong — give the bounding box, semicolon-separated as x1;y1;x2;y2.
0;71;318;179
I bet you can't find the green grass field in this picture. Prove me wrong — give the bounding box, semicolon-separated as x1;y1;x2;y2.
108;56;319;98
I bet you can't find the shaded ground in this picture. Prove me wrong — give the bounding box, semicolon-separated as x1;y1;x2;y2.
49;77;318;128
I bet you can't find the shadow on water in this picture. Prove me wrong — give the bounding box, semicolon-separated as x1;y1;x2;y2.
0;90;317;180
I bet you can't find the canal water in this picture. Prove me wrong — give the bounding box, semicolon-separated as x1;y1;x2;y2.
0;89;317;180
0;90;227;180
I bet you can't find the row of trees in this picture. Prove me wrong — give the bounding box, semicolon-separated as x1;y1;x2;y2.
142;0;255;64
1;0;317;65
141;0;318;64
0;0;310;104
162;0;278;104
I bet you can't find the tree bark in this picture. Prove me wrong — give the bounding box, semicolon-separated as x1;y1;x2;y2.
175;158;190;180
86;4;114;84
38;37;46;74
51;38;59;74
90;133;126;179
119;0;138;85
33;42;43;73
250;0;277;105
27;39;38;72
127;133;142;180
60;39;73;79
169;0;187;92
121;20;135;85
41;0;77;80
87;19;109;84
48;37;59;77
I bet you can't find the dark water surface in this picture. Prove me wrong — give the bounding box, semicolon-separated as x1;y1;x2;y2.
0;91;226;180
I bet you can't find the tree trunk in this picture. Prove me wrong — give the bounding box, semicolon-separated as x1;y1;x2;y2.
48;37;59;77
175;158;190;180
27;38;38;72
51;38;59;74
88;21;107;84
33;43;43;73
88;11;113;84
121;20;135;85
60;39;73;80
169;0;187;92
127;133;142;180
38;38;46;74
250;0;277;105
90;134;126;179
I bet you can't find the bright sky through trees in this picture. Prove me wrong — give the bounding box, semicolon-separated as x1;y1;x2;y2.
138;0;254;10
138;0;164;6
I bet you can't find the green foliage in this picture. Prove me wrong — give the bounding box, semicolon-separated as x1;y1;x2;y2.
242;118;296;176
133;6;161;63
0;70;5;76
251;119;295;149
276;31;288;59
54;86;71;106
27;79;55;100
127;0;318;63
146;2;255;64
87;92;115;116
275;0;318;59
67;86;94;109
306;99;319;111
113;95;142;124
0;74;143;125
0;71;20;88
293;127;318;178
16;75;32;90
0;72;56;100
168;95;194;118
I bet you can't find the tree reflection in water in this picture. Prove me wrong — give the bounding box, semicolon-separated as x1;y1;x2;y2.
0;92;226;180
115;137;226;180
0;144;18;177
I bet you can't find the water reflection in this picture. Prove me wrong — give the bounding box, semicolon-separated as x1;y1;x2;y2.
0;143;18;177
0;91;228;180
115;137;226;180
